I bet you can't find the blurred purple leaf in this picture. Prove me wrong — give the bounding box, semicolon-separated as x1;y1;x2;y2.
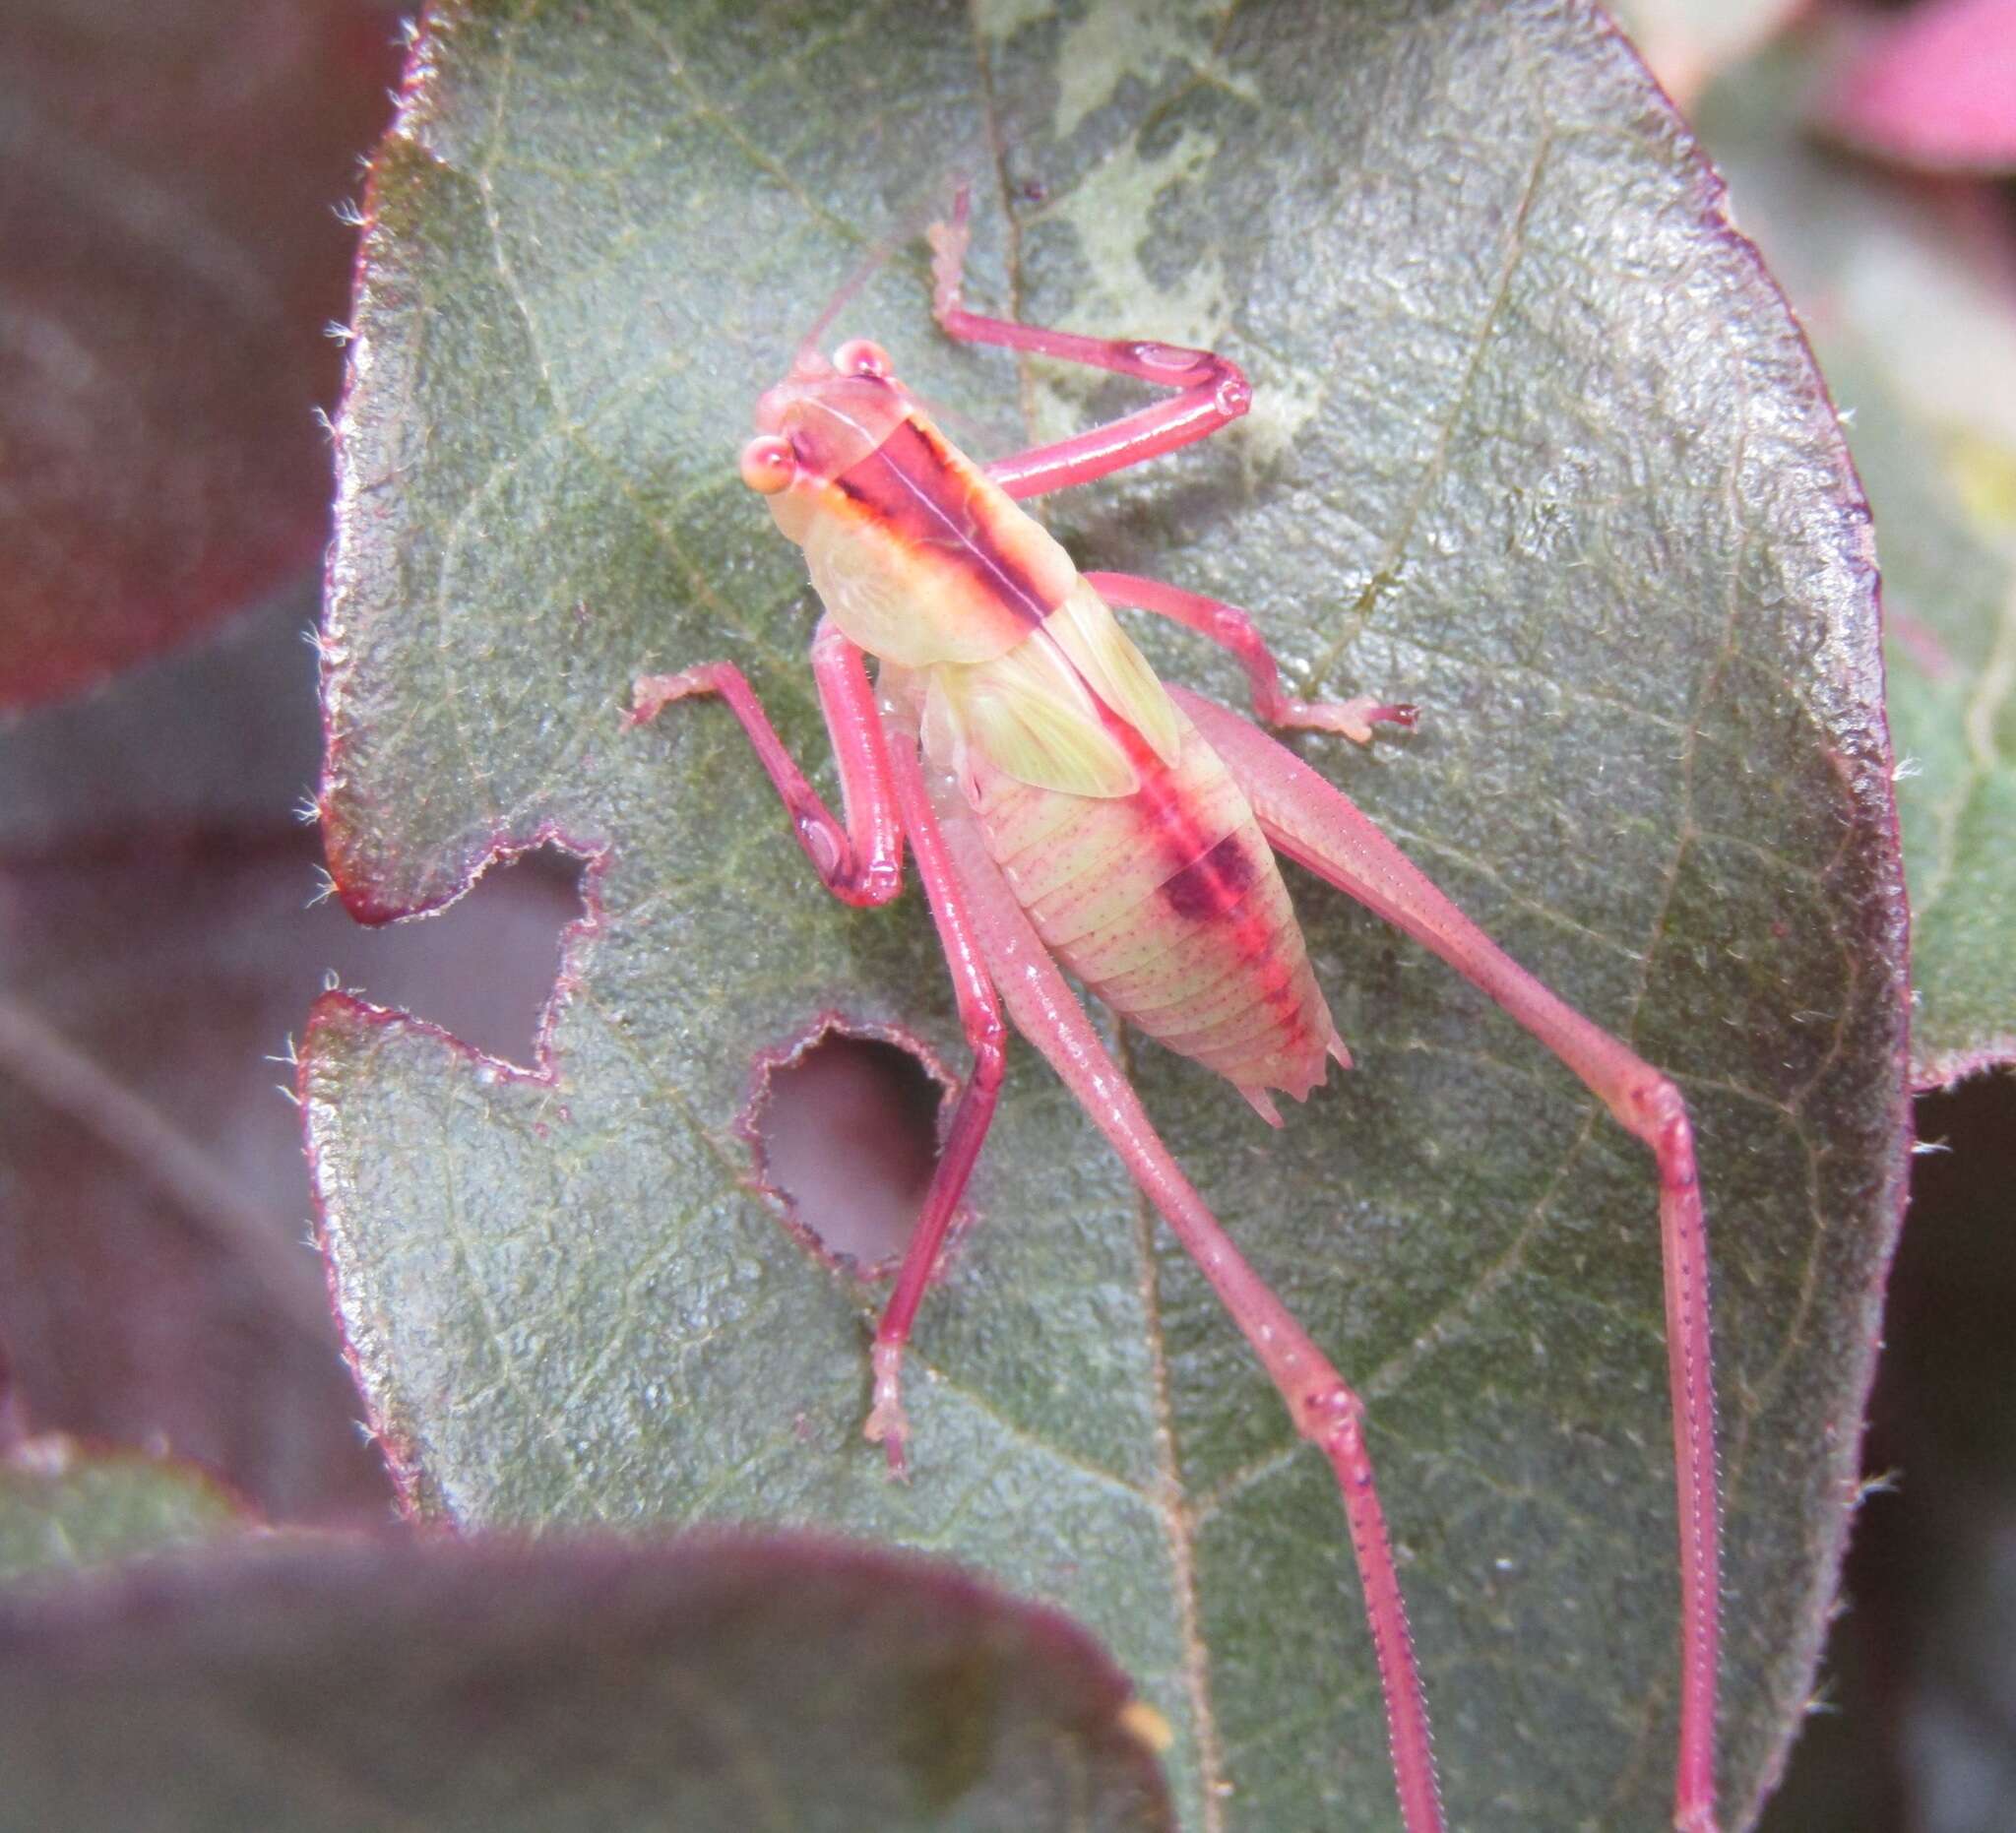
0;585;581;1523
0;1532;1173;1831
0;0;406;709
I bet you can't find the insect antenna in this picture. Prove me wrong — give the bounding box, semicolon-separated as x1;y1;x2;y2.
788;177;975;378
788;243;887;376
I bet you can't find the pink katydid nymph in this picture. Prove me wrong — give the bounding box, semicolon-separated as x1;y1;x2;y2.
628;189;1723;1833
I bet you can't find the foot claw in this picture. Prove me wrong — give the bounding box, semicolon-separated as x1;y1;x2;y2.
1277;694;1418;747
864;1406;911;1481
865;1340;913;1480
626;669;708;727
879;1431;910;1481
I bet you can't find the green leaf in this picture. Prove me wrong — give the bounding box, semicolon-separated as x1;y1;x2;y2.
307;3;1910;1826
0;1533;1170;1830
0;1435;248;1587
1693;32;2016;1088
1836;366;2016;1090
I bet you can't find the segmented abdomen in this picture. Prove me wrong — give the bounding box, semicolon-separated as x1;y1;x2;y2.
967;705;1342;1106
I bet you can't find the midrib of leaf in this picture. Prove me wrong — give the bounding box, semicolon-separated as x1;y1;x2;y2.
0;994;331;1342
2;90;284;322
1115;1028;1228;1831
847;19;1243;1801
947;11;1608;1812
961;12;1240;1809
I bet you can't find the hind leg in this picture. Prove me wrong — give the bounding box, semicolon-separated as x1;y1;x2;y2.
913;757;1447;1833
1179;683;1721;1833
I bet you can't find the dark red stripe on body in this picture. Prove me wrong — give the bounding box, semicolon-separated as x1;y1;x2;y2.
1102;716;1293;1032
832;417;1052;626
841;412;1295;1036
1160;831;1257;921
1001;675;1317;1073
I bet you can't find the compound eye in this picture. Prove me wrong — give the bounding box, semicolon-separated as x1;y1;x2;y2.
834;338;893;380
739;433;796;495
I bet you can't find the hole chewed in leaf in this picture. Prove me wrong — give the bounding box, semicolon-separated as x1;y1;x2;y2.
741;1018;952;1273
334;841;588;1068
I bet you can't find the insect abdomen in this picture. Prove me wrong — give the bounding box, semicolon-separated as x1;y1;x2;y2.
968;707;1343;1106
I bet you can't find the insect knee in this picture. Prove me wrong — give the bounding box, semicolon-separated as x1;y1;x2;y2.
1617;1071;1696;1179
1300;1382;1367;1454
968;1018;1008;1094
